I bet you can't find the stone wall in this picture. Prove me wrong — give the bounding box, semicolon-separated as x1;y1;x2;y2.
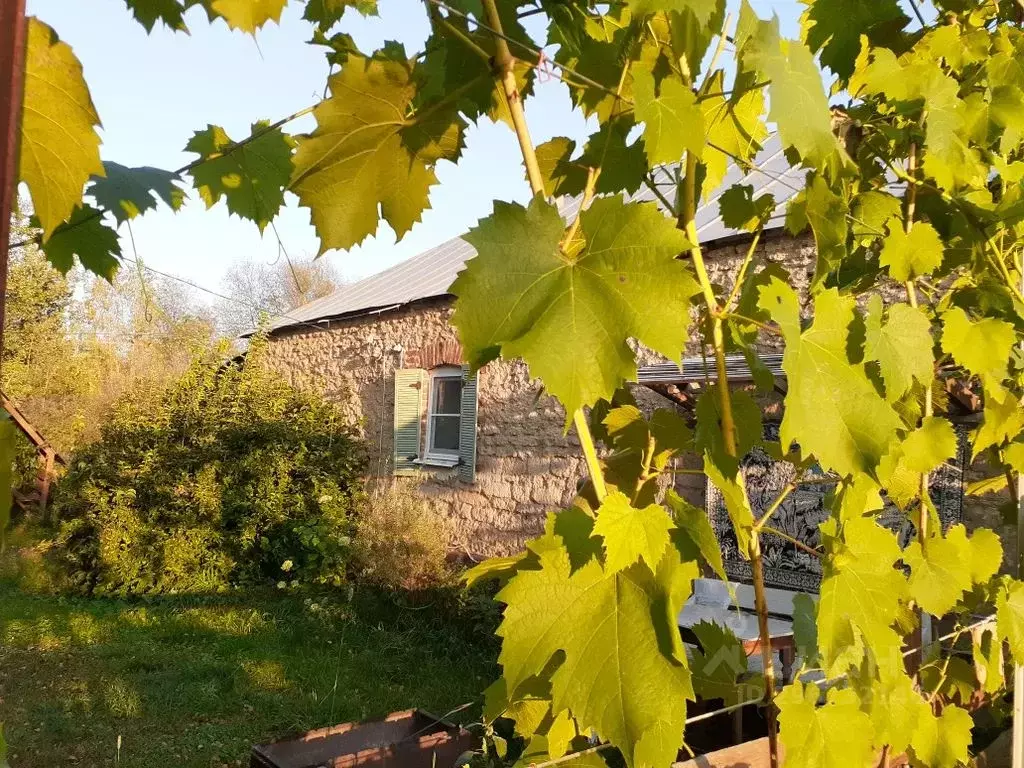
263;232;1010;569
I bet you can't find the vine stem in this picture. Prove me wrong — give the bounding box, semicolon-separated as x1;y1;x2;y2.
678;148;778;765
575;409;608;503
480;0;544;196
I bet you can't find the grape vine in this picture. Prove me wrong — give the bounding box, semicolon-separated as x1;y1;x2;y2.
12;0;1024;767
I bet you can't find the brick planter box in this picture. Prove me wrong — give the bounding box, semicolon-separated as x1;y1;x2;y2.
251;709;478;768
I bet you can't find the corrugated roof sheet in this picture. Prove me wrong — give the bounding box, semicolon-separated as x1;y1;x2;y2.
272;134;799;332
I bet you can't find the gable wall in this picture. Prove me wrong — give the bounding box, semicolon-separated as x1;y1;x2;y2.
263;233;1014;568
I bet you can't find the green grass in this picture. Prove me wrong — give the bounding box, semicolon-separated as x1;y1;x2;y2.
0;532;498;767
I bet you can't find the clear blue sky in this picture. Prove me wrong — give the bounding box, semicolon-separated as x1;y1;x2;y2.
25;0;802;301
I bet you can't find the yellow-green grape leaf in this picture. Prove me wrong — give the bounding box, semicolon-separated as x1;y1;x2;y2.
534;137;587;198
36;205;121;280
973;625;1004;695
801;174;848;278
997;578;1024;664
879;221;944;281
463;553;526;588
20;18;104;240
628;0;718;24
863;295;934;403
291;55;463;252
186;121;294;234
496;543;698;768
851;190;901;245
900;416;957;473
776;683;874;768
974;381;1024;455
688;621;749;706
969;528;1003;585
759;280;901;477
817;517;908;677
745;20;838;167
904;525;974;616
800;0;906;80
88;162;185;224
909;704;973;768
941;307;1016;380
546;709;577;759
303;0;377;31
0;417;15;551
718;184;775;232
1005;441;1024;473
865;674;925;755
592;492;674;574
579;117;647;196
631;64;704;166
665;490;726;581
123;0;189;32
483;676;550;734
703;454;754;554
695;386;762;475
701;71;767;194
206;0;287;32
452;196;697;416
791;592;819;667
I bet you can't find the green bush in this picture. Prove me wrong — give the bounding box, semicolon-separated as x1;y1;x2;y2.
351;483;453;590
53;336;367;595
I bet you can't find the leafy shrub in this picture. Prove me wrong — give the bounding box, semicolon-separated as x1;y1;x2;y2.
53;336;366;595
351;483;452;590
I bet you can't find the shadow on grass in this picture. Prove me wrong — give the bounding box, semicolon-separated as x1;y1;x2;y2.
0;578;498;768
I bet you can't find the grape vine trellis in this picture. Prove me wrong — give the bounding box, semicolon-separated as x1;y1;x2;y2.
9;0;1024;766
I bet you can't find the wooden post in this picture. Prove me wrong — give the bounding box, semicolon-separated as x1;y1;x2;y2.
0;0;28;366
38;447;54;522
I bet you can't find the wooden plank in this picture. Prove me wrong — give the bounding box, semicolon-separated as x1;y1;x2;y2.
0;391;65;464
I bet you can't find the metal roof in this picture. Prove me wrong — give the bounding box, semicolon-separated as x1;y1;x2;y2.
638;353;785;384
271;134;800;333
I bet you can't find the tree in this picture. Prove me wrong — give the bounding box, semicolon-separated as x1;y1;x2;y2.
10;1;1024;767
217;256;340;338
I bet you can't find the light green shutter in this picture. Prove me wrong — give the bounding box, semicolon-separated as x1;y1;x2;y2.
393;368;425;476
458;365;479;482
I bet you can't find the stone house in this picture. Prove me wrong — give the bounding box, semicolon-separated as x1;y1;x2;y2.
261;136;1011;573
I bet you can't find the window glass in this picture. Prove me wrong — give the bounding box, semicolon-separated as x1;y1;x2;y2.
431;414;460;452
433;376;462;415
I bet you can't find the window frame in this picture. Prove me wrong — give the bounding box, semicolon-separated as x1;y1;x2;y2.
424;365;463;460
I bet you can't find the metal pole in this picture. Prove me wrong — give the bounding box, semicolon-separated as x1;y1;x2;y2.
0;0;29;372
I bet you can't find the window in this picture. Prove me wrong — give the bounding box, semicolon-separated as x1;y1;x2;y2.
426;366;463;458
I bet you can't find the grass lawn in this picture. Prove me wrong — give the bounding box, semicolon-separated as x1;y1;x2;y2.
0;533;498;767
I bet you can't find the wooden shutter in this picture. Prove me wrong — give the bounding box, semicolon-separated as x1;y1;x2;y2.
393;368;425;476
458;365;479;482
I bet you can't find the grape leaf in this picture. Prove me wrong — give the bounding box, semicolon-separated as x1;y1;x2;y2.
496;543;698;768
718;184;775;232
695;385;762;476
36;205;121;280
969;528;1003;585
534;137;587;198
186;121;295;233
688;621;749;706
745;19;838;167
863;295;934;402
904;525;974;616
628;0;718;25
452;196;697;416
123;0;189;32
206;0;287;32
973;625;1005;695
851;190;901;245
700;71;767;194
580;118;647;196
88;162;185;224
631;64;704;166
791;592;819;666
758;280;901;477
941;307;1016;380
592;492;674;573
908;704;973;768
304;0;377;31
900;416;957;473
703;454;754;554
776;683;874;768
483;676;550;734
464;553;526;588
879;221;944;281
291;54;464;252
802;174;848;279
665;490;726;581
800;0;906;80
974;381;1024;454
20;18;104;240
817;517;908;677
997;577;1024;664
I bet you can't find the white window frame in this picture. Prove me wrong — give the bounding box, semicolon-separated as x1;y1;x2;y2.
424;365;463;462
